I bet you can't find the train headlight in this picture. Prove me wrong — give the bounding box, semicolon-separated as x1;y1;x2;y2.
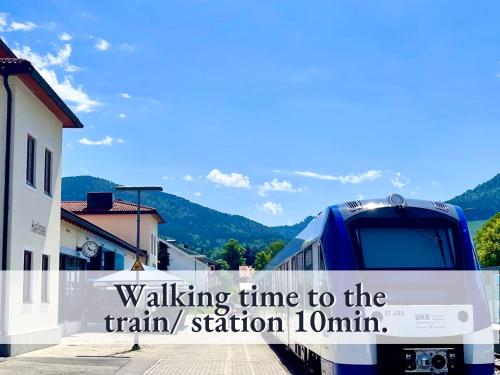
418;353;431;369
388;193;406;207
431;354;446;370
404;348;453;373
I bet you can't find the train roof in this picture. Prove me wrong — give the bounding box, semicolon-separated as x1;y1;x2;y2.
265;195;462;270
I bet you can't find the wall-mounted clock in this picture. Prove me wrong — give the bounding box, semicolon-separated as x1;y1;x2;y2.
81;240;99;258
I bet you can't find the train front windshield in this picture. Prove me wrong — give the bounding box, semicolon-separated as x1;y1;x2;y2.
355;226;457;269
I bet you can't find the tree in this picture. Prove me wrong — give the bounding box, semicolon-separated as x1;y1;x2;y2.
266;240;285;259
475;213;500;267
254;251;271;271
215;259;229;270
220;239;246;270
253;240;286;270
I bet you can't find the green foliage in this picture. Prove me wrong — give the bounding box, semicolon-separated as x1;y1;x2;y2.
62;176;312;255
475;213;500;267
254;251;271;270
468;220;487;240
266;240;286;259
447;174;500;221
215;259;229;270
219;239;246;270
253;240;285;270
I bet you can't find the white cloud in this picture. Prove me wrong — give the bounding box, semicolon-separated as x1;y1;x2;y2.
162;176;170;181
257;178;301;196
120;92;131;99
78;136;123;146
431;180;440;188
0;13;7;30
94;38;110;51
194;192;202;197
183;174;194;182
58;32;72;41
43;70;98;112
390;172;410;189
206;169;250;188
293;169;382;184
118;113;126;119
9;21;37;31
13;44;100;112
357;194;365;200
118;43;135;52
0;13;37;32
259;201;283;215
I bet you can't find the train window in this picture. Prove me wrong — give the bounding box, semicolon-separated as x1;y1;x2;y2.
291;256;297;270
357;226;457;269
297;251;304;270
319;246;325;270
304;247;313;270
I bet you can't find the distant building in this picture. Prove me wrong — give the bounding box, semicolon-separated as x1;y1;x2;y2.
0;39;83;356
60;208;146;271
158;238;215;289
159;238;215;271
62;192;164;267
239;265;254;278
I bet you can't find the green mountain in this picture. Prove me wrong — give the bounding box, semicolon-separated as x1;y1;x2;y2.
446;173;500;221
61;176;313;255
62;173;499;256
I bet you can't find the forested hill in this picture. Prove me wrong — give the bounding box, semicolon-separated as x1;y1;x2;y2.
446;173;500;220
62;176;313;254
62;173;500;254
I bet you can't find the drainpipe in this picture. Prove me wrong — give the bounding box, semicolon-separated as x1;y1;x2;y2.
1;73;12;350
1;74;12;272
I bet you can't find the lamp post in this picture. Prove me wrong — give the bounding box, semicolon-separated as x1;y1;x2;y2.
115;185;163;351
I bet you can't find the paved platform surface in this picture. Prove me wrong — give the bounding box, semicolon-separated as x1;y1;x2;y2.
0;336;297;374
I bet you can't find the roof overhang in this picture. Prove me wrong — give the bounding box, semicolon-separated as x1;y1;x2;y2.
61;208;147;256
0;39;84;129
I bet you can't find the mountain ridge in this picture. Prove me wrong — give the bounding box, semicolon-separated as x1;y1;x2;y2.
445;173;500;220
62;173;500;254
61;175;313;254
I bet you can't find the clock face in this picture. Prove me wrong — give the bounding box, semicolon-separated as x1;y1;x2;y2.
81;241;99;258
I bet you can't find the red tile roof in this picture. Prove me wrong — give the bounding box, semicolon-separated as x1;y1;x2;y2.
62;200;165;223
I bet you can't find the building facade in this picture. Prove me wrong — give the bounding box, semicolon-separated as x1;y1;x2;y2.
0;40;83;356
62;192;164;268
59;208;147;336
158;238;215;289
60;208;146;271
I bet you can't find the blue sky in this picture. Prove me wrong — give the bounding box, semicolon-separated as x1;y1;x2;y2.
1;1;499;226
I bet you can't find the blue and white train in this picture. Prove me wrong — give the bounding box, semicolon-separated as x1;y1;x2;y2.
264;194;494;375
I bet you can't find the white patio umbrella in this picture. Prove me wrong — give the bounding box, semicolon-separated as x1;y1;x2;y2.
92;266;189;349
93;265;187;288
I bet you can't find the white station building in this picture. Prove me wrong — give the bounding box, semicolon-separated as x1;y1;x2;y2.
0;39;84;356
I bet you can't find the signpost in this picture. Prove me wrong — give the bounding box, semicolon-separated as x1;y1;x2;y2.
115;185;163;351
131;259;144;271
